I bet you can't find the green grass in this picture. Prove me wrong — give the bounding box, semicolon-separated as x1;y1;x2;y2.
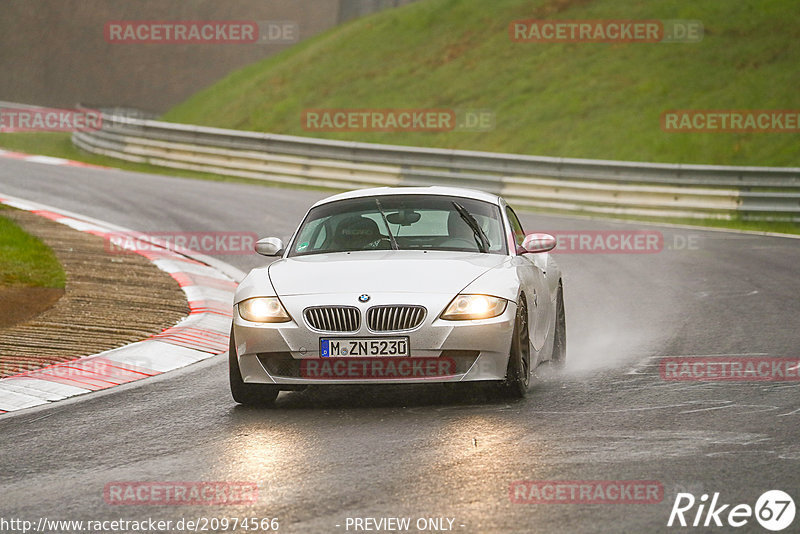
640;217;800;236
163;0;800;167
546;209;800;236
0;206;66;289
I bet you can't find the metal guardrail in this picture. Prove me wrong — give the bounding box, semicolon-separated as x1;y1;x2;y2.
65;109;800;221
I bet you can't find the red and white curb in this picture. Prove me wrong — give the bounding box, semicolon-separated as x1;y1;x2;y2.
0;193;245;414
0;148;110;169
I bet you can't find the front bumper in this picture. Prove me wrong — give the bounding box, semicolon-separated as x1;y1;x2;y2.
232;292;516;385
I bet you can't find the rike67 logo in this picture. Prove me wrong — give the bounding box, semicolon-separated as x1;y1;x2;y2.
668;490;795;531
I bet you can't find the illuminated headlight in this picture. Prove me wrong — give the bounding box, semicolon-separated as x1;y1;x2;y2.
238;297;291;323
440;294;507;320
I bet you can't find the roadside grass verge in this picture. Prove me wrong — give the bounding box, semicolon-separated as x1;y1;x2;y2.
0;205;66;289
532;207;800;236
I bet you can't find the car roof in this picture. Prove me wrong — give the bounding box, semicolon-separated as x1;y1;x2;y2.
311;186;504;208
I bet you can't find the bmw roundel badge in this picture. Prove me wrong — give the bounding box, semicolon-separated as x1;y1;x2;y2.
358;294;370;303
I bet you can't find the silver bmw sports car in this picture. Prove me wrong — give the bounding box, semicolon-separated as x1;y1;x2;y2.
230;186;566;405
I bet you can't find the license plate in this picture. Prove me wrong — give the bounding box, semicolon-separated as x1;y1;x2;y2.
320;337;410;358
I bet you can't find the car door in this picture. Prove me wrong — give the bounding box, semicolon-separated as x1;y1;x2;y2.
505;206;551;352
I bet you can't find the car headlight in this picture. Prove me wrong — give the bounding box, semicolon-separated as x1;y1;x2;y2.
238;297;291;323
440;294;507;320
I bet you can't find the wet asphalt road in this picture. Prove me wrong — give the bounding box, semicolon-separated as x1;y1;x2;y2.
1;160;799;533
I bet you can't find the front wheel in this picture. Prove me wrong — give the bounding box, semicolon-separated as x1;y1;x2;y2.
229;327;280;406
499;297;531;398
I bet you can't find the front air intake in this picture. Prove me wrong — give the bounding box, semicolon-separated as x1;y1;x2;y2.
367;305;426;332
303;306;361;333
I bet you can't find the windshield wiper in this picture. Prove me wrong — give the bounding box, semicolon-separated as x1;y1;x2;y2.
375;198;399;250
451;201;490;253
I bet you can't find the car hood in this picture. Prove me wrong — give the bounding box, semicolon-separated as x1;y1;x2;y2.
266;250;508;297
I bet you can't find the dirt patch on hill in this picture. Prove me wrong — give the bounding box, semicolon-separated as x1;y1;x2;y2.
0;286;65;328
0;208;188;378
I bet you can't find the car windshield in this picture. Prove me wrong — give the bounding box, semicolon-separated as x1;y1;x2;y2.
289;195;507;256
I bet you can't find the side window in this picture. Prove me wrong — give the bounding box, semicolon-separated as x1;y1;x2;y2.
295;217;327;253
505;207;526;248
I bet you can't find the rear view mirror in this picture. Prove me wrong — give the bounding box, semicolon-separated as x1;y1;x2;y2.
255;237;285;256
520;233;556;254
386;210;421;226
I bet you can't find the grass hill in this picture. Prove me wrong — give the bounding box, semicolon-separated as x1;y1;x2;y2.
163;0;800;166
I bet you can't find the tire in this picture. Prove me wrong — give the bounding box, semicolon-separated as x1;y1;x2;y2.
229;327;280;406
499;296;531;399
551;284;566;369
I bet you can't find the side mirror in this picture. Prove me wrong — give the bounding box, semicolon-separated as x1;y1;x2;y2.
255;237;285;257
519;233;556;254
